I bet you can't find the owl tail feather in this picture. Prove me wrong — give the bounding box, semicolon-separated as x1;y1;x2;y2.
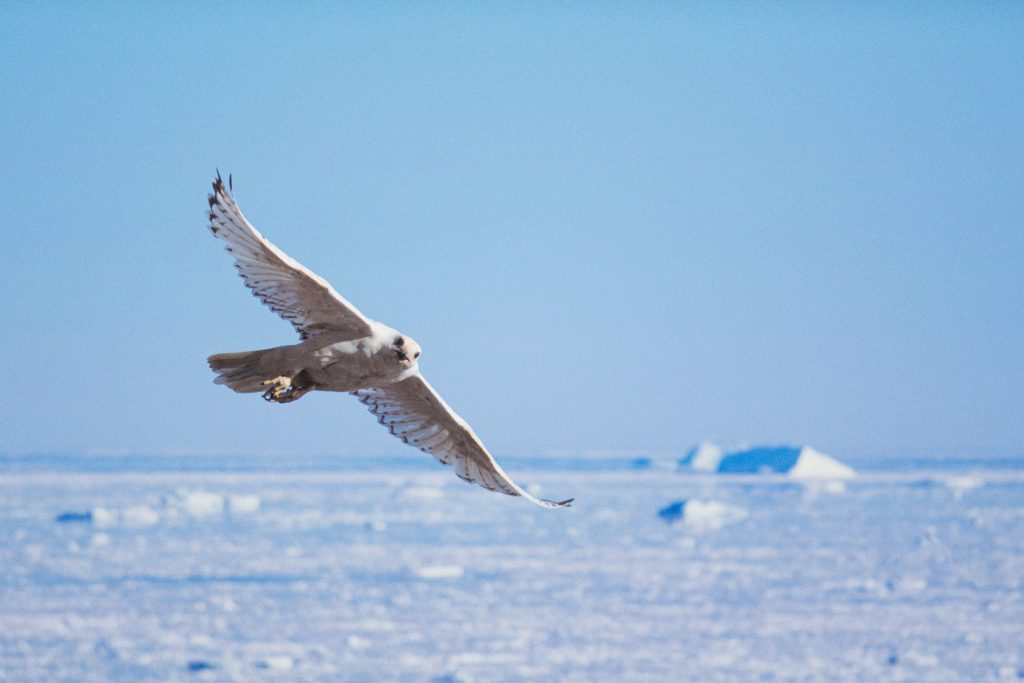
207;350;272;393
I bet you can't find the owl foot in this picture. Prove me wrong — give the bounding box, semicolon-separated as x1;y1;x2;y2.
261;375;311;403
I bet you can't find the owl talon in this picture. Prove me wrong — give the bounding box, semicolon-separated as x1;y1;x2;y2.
261;375;312;403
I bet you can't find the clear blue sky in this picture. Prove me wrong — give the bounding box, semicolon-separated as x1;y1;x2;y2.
2;4;1021;462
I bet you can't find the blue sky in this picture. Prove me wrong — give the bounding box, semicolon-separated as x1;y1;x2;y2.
2;4;1021;461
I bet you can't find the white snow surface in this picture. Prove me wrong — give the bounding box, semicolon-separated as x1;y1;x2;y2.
2;461;1024;681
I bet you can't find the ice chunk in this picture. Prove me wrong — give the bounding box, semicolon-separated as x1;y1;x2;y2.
122;505;159;528
895;576;928;594
681;500;748;532
400;487;444;501
413;565;465;580
678;442;725;472
658;499;748;532
176;490;225;519
255;655;294;672
91;507;117;528
55;511;92;524
347;634;372;650
658;501;686;523
228;494;261;514
943;475;985;500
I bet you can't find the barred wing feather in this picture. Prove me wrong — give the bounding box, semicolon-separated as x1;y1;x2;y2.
207;173;374;341
353;376;572;508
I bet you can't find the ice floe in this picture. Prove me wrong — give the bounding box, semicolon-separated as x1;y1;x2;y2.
658;499;749;532
55;511;93;524
942;474;985;500
121;505;160;528
173;489;225;519
254;655;294;672
227;494;261;514
400;486;445;501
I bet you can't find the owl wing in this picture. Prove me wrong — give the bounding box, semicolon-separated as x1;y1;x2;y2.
353;374;573;508
207;172;374;341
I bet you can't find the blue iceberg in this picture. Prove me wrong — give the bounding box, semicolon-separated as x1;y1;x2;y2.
679;443;855;480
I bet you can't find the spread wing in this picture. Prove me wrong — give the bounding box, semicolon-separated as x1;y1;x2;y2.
207;172;374;341
352;375;573;508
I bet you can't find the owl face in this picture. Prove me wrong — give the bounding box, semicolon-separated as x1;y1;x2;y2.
392;335;422;367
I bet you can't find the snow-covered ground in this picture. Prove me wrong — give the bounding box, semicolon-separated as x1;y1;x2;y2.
1;456;1023;682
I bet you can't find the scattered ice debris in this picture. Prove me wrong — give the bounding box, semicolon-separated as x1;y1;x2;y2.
902;650;939;667
56;489;263;529
55;511;93;524
77;504;160;528
91;507;117;528
679;443;855;480
175;490;225;519
187;660;216;673
658;499;749;532
228;494;261;514
122;505;160;528
895;576;928;594
91;533;111;548
943;474;985;500
413;565;465;580
254;655;294;672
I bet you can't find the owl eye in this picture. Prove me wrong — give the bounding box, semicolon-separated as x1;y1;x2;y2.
414;351;420;359
395;337;405;347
